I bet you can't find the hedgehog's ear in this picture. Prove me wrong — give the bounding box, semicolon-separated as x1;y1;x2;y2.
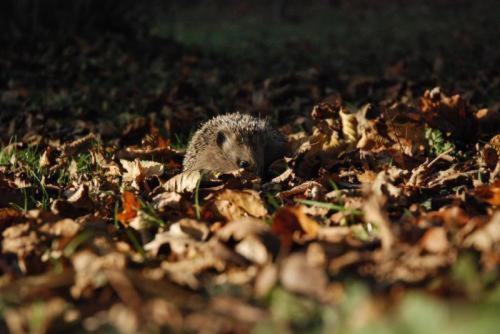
216;131;226;148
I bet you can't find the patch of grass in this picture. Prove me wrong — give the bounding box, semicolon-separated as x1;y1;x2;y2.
75;153;93;175
1;144;42;173
328;179;339;191
265;193;281;211
138;199;166;228
9;188;29;212
29;300;45;334
171;132;192;150
29;170;50;210
125;228;146;258
113;200;120;228
56;168;69;184
63;230;94;257
255;287;325;333
0;148;10;165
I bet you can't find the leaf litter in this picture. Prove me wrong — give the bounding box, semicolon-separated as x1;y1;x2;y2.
1;2;500;333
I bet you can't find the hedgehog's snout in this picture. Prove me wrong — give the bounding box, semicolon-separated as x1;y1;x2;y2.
239;160;250;169
236;155;259;175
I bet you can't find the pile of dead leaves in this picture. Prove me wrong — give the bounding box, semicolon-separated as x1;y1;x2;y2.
0;76;499;333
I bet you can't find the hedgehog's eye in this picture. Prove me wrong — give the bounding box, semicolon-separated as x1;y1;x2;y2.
239;160;250;169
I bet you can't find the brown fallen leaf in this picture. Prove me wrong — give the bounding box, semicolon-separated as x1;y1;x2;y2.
276;180;326;200
39;218;80;238
177;218;210;241
490;134;500;153
210;189;268;221
121;159;164;189
2;222;39;258
280;252;328;299
162;170;205;193
233;235;270;265
254;264;278;297
0;207;24;230
142;298;183;331
39;146;55;168
272;206;319;246
363;246;453;283
152;191;183;211
71;250;127;298
464;211;500;252
216;218;279;264
61;133;97;158
107;303;140;334
362;193;395;254
420;227;449;253
216;217;269;240
419;86;477;141
475;180;500;206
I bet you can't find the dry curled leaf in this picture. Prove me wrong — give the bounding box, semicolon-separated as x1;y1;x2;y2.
117;191;141;225
163;170;208;193
61;133;97;158
121;159;164;189
209;189;267;221
152;191;183;211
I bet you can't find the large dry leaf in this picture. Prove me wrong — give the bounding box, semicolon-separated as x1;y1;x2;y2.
121;159;164;189
152;191;183;210
162;170;204;193
280;253;328;299
210;189;267;221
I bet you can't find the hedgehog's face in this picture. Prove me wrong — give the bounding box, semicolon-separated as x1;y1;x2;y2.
216;130;264;176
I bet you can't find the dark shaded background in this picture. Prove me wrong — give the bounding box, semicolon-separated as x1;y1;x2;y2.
0;0;499;141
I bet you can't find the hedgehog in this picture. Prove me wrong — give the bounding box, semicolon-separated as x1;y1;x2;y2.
183;112;288;177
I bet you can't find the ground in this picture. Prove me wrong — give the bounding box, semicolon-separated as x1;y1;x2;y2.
0;1;499;333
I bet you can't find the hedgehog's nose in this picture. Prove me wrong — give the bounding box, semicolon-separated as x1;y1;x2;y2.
239;160;250;169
